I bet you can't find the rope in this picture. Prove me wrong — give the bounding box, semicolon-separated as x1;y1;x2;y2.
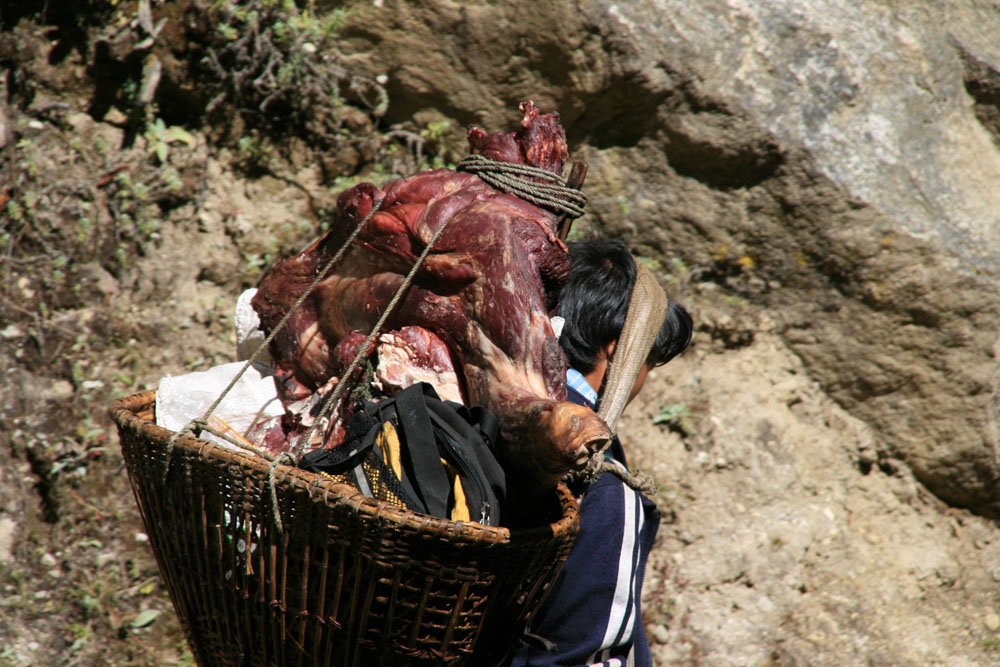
164;187;457;531
455;154;587;219
566;455;657;497
163;194;384;482
268;453;296;533
290;207;457;457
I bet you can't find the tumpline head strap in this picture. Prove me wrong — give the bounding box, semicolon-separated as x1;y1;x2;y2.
597;258;668;432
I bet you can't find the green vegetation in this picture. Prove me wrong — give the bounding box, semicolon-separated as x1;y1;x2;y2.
653;402;693;434
665;256;688;286
146;118;196;164
197;0;380;154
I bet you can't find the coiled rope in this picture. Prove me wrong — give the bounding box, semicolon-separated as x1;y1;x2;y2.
456;154;587;220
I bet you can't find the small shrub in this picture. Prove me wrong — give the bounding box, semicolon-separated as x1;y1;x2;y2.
653;403;693;435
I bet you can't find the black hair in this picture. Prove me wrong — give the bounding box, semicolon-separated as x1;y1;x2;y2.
557;237;693;374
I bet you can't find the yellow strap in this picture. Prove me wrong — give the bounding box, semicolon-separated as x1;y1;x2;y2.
442;459;470;522
377;422;404;479
377;420;472;522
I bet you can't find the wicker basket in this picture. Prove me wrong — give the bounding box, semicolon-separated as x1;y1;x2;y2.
110;390;579;666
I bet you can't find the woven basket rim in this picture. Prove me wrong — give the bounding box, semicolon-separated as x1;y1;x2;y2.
109;389;578;543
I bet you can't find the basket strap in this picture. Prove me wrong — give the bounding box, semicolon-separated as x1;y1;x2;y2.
394;384;450;518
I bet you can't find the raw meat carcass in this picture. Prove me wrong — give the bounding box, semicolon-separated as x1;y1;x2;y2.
251;102;609;489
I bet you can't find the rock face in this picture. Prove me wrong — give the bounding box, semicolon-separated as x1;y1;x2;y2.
338;0;1000;512
623;332;1000;666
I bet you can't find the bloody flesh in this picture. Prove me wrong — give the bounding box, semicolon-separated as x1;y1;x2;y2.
252;102;610;488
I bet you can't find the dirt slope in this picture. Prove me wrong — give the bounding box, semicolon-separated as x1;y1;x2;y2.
1;2;999;665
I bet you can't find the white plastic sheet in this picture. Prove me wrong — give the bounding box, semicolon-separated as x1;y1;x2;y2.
155;289;282;451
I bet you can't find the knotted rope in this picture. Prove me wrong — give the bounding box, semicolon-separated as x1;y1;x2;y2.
576;455;657;497
456;154;587;219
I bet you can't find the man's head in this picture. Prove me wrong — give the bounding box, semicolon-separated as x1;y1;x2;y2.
558;237;692;398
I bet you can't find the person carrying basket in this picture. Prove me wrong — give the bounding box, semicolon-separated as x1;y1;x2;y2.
512;237;693;666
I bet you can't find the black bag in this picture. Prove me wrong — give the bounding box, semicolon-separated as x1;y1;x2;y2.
298;383;507;526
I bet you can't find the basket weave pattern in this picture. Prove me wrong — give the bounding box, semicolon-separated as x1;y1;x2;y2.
110;391;579;666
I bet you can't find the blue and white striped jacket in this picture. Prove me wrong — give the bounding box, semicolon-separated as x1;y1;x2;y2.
511;370;660;666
